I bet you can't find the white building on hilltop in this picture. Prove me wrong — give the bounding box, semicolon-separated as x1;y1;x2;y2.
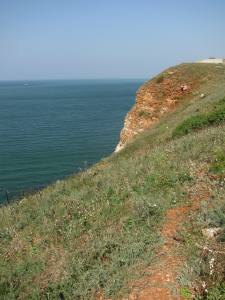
197;58;225;64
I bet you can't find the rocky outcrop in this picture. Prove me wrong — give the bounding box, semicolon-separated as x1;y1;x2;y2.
115;63;205;152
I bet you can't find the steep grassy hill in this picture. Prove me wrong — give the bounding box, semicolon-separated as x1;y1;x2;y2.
1;63;225;299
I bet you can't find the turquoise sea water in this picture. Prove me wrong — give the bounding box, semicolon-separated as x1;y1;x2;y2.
0;79;143;202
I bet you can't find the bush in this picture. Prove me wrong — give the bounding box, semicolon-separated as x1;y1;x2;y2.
138;110;152;118
209;150;225;175
197;283;225;299
172;97;225;138
172;115;208;137
155;75;164;84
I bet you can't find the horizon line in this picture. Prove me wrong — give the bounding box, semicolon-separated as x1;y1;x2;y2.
0;77;147;82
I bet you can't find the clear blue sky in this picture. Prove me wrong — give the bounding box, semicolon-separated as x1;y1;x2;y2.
1;0;225;80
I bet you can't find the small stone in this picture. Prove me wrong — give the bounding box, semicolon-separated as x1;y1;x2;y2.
202;227;222;239
200;93;205;98
173;235;185;243
181;84;188;91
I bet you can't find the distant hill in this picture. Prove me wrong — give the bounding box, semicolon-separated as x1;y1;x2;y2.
1;63;225;299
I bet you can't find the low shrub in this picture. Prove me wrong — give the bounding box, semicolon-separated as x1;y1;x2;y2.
208;284;225;299
138;110;152;118
155;74;164;84
207;202;225;242
172;97;225;138
172;115;208;137
209;150;225;175
196;283;225;299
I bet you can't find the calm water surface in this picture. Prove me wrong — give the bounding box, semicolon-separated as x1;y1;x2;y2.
0;79;143;202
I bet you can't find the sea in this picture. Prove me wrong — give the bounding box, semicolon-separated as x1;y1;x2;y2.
0;79;143;203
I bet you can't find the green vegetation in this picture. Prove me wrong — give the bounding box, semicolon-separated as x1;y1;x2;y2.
210;149;225;176
178;191;225;300
1;63;225;299
172;97;225;138
138;110;152;118
0;138;193;299
181;287;192;299
199;283;225;300
176;147;225;299
155;74;164;83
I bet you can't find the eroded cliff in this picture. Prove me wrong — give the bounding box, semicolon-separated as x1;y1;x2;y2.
115;63;213;151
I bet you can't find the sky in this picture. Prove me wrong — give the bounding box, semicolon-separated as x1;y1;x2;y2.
1;0;225;80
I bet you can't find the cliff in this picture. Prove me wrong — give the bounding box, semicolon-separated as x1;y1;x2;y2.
116;63;223;151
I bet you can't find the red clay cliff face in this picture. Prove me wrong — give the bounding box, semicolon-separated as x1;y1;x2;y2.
115;64;202;152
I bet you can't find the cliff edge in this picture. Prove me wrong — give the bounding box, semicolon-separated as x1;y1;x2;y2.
115;62;224;151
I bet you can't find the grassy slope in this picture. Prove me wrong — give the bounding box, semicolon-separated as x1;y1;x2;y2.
0;63;225;299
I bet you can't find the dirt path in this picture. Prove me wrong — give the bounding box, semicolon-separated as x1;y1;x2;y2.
127;206;189;300
127;187;210;300
98;204;193;300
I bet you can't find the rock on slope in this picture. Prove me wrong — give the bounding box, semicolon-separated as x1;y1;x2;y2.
115;63;211;152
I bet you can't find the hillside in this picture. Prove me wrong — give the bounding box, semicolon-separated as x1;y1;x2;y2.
1;63;225;300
